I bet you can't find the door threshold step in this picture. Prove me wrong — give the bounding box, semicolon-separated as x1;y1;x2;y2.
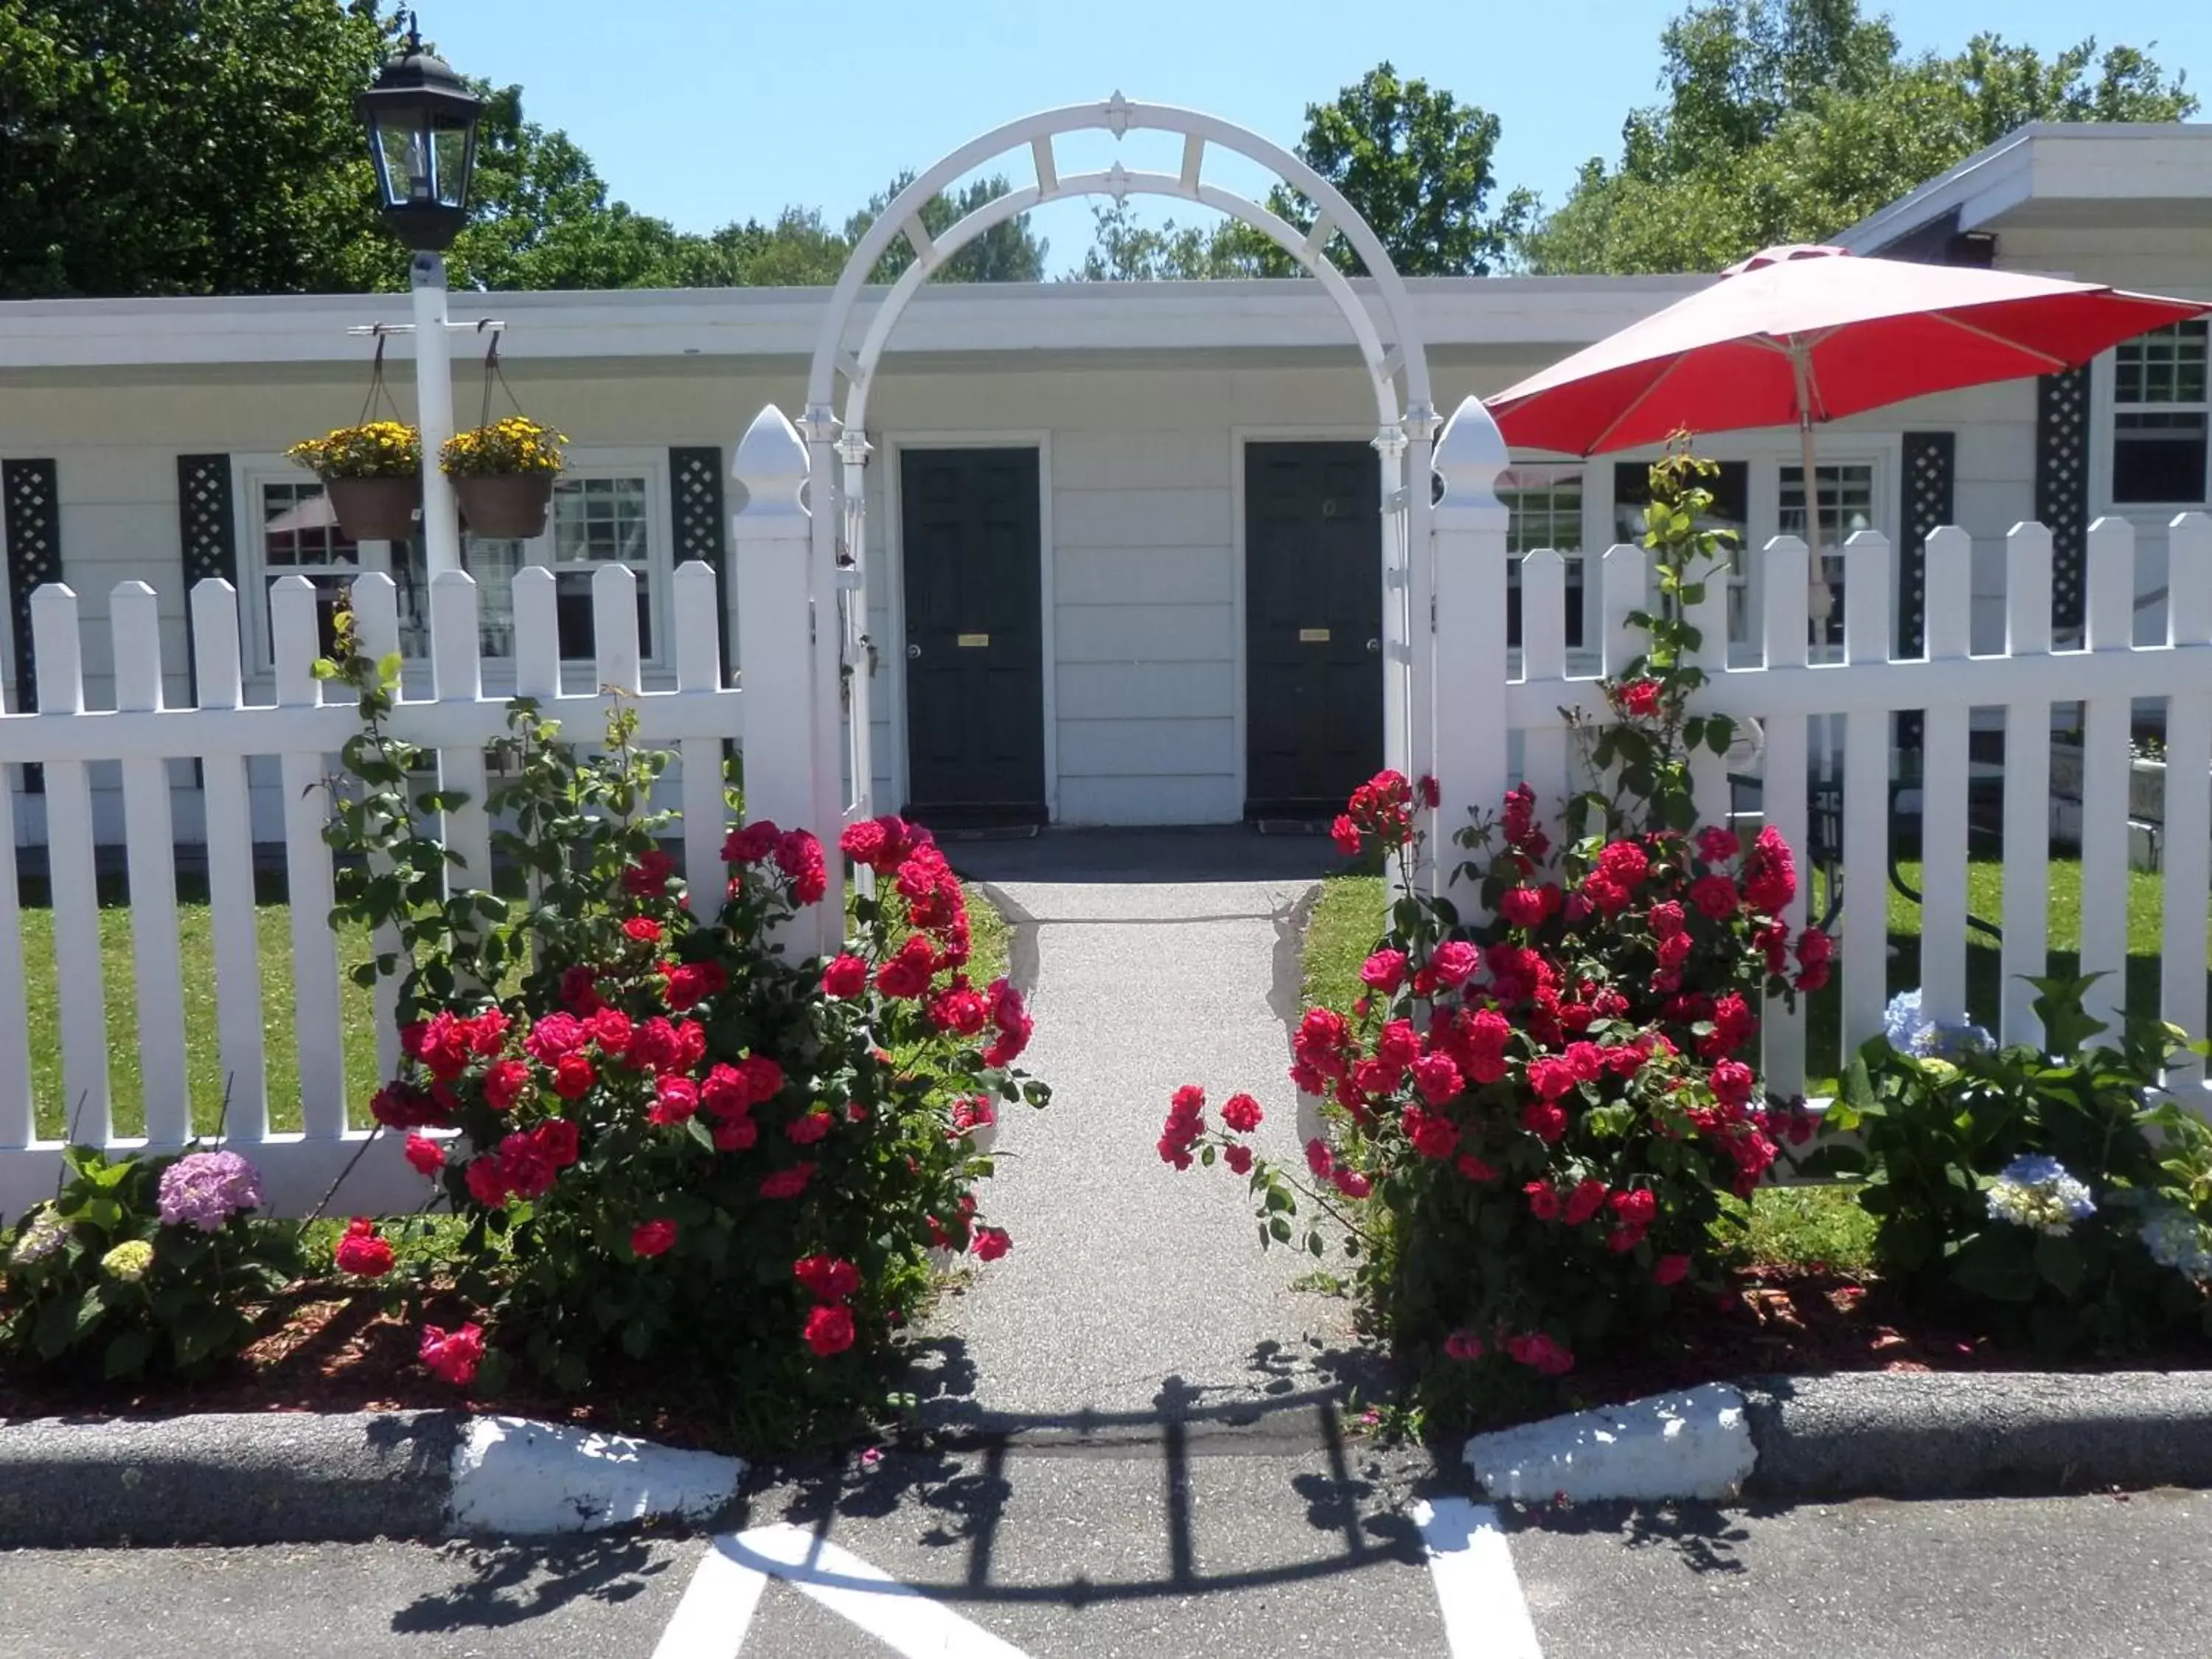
932;823;1042;842
1253;818;1335;837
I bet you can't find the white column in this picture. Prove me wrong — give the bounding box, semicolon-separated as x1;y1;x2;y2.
1430;394;1512;917
411;251;462;579
732;404;828;956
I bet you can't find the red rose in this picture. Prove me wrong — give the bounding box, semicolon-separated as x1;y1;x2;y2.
713;1116;759;1151
481;1058;531;1113
1649;900;1687;938
875;936;936;1000
558;966;604;1015
700;1063;748;1120
622;916;664;946
623;849;676;897
371;1081;447;1131
1330;815;1363;857
1795;927;1834;967
1224;1144;1254;1175
1689;874;1739;920
1304;1138;1334;1177
1652;1253;1692;1287
650;1077;700;1125
1500;887;1546;928
839;819;889;869
420;1321;484;1386
759;1164;815;1200
776;829;829;905
1330;1167;1372;1200
1402;1104;1460;1160
1743;825;1798;914
1505;1331;1575;1376
1796;960;1831;992
786;1108;834;1145
1521;1100;1568;1142
1411;1053;1464;1106
1528;1057;1578;1101
1695;826;1740;863
740;1054;785;1105
665;961;727;1012
1611;1186;1658;1227
1431;940;1480;987
335;1219;394;1277
553;1054;597;1100
1710;1059;1756;1107
1620;678;1662;717
534;1116;580;1169
793;1255;862;1301
523;1012;587;1063
1360;950;1409;994
403;1133;445;1177
1658;931;1694;969
498;1130;557;1200
928;984;990;1036
1444;1330;1486;1362
1562;1177;1610;1226
1220;1093;1264;1133
1599;841;1651;889
804;1303;856;1357
970;1225;1012;1262
1456;1152;1498;1182
464;1155;509;1209
1524;1180;1562;1220
723;820;779;865
822;954;869;998
630;1218;678;1258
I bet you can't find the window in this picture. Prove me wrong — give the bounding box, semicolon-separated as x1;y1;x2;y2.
1615;460;1750;641
1500;466;1584;650
2112;321;2209;505
256;479;363;661
1779;462;1875;650
243;459;667;673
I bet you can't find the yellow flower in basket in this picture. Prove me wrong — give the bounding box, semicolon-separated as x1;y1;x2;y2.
439;416;568;478
286;421;422;480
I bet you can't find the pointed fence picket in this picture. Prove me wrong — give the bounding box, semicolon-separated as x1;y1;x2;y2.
111;582;189;1146
32;584;109;1141
190;580;269;1139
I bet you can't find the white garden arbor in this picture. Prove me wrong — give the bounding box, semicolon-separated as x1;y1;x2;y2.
732;94;1454;892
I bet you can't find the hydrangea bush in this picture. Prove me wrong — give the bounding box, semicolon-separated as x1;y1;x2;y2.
0;1147;302;1379
1818;975;2212;1349
1162;451;1827;1413
319;626;1045;1426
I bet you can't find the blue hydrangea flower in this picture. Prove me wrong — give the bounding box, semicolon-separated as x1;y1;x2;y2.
1984;1153;2096;1236
1882;988;1992;1059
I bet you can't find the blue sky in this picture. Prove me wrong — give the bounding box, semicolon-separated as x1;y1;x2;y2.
425;0;2208;270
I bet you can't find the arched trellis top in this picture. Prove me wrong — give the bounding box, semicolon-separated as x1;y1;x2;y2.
802;93;1438;437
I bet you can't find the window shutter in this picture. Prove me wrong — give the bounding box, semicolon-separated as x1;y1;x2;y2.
2035;367;2090;636
178;455;239;587
3;459;60;792
1896;431;1955;754
669;447;729;664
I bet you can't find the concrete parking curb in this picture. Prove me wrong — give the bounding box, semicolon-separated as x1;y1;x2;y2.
0;1411;745;1547
1464;1371;2212;1504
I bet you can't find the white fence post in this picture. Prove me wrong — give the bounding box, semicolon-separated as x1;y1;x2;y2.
1430;394;1511;917
31;582;108;1141
111;581;188;1146
1837;530;1893;1058
732;404;830;956
1759;535;1812;1099
2080;516;2137;1035
189;579;268;1139
2000;522;2055;1049
2163;512;2212;1089
1918;526;1975;1028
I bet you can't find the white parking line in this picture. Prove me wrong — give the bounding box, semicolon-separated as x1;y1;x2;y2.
1417;1498;1544;1658
653;1523;1033;1659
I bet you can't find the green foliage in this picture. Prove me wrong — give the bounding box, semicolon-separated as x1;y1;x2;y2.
1075;201;1276;282
0;1147;302;1380
849;172;1046;285
1814;976;2212;1352
1521;1;2197;274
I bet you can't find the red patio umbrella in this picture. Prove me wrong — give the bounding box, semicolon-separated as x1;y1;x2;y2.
1486;244;2207;577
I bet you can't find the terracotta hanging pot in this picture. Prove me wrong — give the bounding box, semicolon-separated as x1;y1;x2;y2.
323;475;422;542
454;472;554;539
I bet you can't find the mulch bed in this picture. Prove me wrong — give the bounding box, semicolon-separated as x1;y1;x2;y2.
8;1266;2211;1452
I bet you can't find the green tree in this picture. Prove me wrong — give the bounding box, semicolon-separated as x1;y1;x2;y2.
1523;1;2197;274
846;172;1047;284
1072;201;1273;281
0;0;394;298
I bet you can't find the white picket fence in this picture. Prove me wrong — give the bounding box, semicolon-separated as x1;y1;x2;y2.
0;408;856;1218
1430;395;2212;1102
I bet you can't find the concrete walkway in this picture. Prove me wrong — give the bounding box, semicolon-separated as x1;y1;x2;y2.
924;828;1364;1433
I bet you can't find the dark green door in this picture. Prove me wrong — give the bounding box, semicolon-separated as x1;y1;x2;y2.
901;448;1046;825
1245;442;1383;818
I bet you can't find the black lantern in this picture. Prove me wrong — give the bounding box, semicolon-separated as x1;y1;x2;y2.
355;13;483;251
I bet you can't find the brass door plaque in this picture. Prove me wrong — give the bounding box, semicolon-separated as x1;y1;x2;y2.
956;632;990;647
1298;627;1331;643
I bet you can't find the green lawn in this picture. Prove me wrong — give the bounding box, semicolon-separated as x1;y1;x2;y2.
21;877;1011;1143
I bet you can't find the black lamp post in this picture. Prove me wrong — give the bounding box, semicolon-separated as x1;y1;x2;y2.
355;13;484;577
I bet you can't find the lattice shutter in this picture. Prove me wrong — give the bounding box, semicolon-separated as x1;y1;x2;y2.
669;447;728;663
2036;367;2090;636
177;454;239;587
1;459;58;721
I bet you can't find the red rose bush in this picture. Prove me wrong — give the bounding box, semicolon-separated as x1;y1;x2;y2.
321;632;1046;1424
1162;451;1823;1412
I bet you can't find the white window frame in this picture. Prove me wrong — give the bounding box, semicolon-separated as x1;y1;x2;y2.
1498;462;1592;662
1585;438;1898;667
233;448;674;686
2091;325;2212;517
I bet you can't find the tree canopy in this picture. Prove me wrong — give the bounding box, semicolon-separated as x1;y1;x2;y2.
1519;0;2199;274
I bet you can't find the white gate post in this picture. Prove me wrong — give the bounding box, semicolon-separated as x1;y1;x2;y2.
1430;394;1512;918
731;404;830;956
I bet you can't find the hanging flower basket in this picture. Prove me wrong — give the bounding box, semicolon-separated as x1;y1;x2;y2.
441;415;566;540
285;422;422;542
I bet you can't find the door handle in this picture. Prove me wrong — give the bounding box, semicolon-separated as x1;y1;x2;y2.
1366;638;1381;654
908;643;921;659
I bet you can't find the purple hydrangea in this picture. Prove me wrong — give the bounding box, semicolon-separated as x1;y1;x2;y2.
155;1150;265;1232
